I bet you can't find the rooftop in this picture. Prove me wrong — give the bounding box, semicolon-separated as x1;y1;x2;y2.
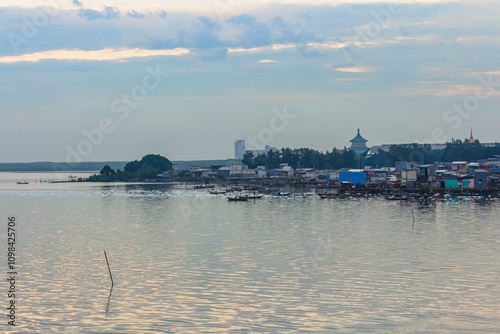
349;129;368;143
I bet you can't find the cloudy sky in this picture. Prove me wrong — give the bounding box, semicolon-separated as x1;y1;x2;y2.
1;0;499;162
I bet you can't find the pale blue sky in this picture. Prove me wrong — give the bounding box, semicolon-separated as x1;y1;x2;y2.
1;0;499;162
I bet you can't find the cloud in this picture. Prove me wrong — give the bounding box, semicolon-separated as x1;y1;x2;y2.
228;44;296;54
258;59;279;63
72;0;82;7
404;82;500;97
78;6;120;20
193;47;228;61
332;78;364;81
468;70;500;77
333;67;373;73
225;14;273;48
0;48;190;63
127;10;145;19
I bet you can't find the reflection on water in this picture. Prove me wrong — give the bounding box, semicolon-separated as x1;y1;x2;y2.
105;286;113;321
0;179;499;333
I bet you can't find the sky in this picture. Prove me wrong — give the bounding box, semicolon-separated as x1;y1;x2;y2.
1;0;499;162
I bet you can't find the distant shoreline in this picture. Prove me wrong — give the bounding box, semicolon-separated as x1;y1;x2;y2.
0;159;240;172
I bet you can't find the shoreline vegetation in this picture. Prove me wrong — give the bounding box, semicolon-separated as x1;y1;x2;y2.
2;138;497;173
85;154;173;182
0;159;240;172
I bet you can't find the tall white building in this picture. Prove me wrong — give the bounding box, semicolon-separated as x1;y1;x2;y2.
234;140;246;160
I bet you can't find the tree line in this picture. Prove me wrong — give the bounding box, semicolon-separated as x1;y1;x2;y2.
86;154;172;182
242;147;358;169
243;139;500;171
365;139;500;167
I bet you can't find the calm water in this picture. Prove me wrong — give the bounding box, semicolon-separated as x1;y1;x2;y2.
1;172;499;333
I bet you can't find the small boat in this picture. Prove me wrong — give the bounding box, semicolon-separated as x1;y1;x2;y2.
194;185;215;189
16;181;29;184
209;190;227;195
273;191;290;197
318;193;340;199
247;194;264;199
227;196;249;202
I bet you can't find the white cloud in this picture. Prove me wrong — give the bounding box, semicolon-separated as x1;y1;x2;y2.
468;70;500;76
306;41;348;50
332;78;364;81
0;0;467;13
228;44;296;54
404;83;500;97
333;67;373;73
0;48;190;63
258;59;279;63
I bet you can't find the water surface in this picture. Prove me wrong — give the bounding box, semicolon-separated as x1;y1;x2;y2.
1;173;499;333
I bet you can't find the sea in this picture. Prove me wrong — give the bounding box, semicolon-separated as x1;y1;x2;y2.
0;172;499;333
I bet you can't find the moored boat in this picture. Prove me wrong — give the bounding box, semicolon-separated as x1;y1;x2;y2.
227;195;249;202
246;194;264;199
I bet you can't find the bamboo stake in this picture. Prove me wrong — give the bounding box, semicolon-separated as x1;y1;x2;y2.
104;250;114;287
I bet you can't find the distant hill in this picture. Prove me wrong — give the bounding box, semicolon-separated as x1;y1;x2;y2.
0;159;242;172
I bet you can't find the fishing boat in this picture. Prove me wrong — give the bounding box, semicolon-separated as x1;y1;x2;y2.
209;189;227;195
246;194;264;199
227;195;249;202
194;184;215;189
16;181;29;184
272;191;290;197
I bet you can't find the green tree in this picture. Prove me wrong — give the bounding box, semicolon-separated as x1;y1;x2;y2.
281;148;299;169
242;151;255;168
442;138;487;162
340;148;356;168
266;150;281;169
100;165;115;176
139;154;173;172
89;154;172;182
387;144;436;165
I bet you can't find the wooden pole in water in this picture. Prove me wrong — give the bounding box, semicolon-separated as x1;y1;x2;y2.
412;210;415;230
104;250;114;287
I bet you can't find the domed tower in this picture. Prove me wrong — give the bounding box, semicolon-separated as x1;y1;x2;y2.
349;129;369;156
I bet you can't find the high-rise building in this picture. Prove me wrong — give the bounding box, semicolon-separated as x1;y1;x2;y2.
234;140;246;160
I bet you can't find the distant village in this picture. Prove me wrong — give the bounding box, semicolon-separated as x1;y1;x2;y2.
161;129;500;193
